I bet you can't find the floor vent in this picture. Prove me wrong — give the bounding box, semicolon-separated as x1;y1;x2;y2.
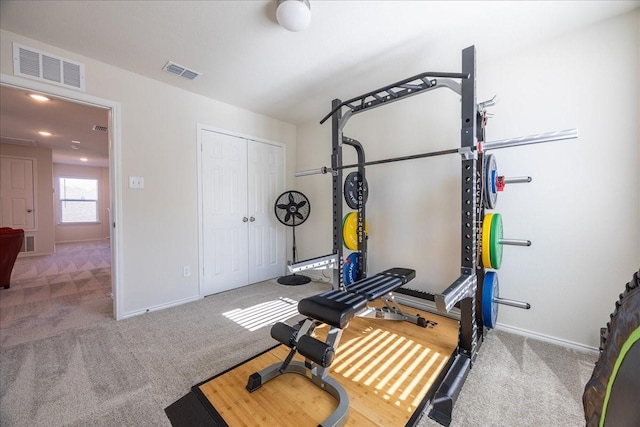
20;235;36;253
92;125;108;132
13;43;85;91
162;61;201;80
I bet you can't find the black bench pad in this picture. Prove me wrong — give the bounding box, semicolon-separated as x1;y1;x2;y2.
298;290;367;329
347;268;416;300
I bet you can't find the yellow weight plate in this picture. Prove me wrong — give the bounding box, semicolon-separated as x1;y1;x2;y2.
481;213;494;268
343;212;369;250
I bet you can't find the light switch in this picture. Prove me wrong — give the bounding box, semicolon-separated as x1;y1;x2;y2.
129;176;144;189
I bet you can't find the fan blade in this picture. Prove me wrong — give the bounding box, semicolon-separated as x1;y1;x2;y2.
276;203;289;211
288;192;295;204
296;200;307;209
294;212;304;220
284;212;292;223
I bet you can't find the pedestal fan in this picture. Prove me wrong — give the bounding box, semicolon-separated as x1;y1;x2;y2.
274;190;311;285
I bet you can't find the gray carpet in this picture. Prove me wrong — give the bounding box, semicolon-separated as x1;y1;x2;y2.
1;243;597;426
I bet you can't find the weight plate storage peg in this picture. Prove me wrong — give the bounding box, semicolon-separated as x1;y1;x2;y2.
483;153;498;209
482;271;500;329
344;172;369;209
343;252;359;286
482;213;495;268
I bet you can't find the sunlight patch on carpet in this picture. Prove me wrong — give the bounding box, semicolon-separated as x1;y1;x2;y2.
222;297;299;331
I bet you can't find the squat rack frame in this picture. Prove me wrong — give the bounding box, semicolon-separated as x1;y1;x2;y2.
323;45;485;426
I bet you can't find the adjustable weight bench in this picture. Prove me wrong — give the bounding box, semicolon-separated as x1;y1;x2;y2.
246;268;426;427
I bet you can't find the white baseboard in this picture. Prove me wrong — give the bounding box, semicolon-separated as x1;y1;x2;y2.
495;323;599;355
121;295;201;319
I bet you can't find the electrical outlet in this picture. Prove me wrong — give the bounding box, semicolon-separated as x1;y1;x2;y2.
183;266;191;277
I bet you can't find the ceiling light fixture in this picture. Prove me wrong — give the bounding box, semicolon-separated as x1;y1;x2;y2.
38;131;52;136
29;93;50;102
276;0;311;32
80;157;88;162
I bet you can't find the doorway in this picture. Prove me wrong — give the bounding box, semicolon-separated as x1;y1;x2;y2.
0;75;122;319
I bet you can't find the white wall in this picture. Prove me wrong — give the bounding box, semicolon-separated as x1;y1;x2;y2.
296;10;639;348
1;29;297;317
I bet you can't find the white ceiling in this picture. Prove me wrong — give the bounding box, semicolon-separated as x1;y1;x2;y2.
0;1;637;163
0;85;109;167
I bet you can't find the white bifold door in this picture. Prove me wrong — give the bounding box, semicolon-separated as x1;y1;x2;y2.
200;129;285;296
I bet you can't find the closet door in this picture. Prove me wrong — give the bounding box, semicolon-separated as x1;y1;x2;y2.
247;140;285;283
201;130;249;295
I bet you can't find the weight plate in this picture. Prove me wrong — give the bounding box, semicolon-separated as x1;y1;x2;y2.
490;213;503;269
342;212;369;250
344;172;369;210
482;271;499;329
483;153;498;209
343;252;359;286
481;213;494;268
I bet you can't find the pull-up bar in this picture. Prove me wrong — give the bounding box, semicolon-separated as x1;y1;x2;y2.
295;128;578;177
319;71;470;125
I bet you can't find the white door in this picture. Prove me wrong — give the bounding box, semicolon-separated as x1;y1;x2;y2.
247;140;285;283
0;157;36;230
201;131;249;295
200;130;286;296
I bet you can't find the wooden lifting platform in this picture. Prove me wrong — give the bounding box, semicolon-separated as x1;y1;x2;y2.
194;303;458;426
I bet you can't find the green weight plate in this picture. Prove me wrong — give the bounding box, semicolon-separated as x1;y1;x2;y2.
490;213;503;269
482;271;499;329
481;213;494;268
483;153;498;209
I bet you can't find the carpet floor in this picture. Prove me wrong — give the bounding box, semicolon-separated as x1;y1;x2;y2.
0;243;597;426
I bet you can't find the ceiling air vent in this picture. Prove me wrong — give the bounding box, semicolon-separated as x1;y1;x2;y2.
162;61;201;80
13;43;85;91
0;136;38;147
92;125;108;132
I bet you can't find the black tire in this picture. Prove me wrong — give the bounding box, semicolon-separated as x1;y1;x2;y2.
583;269;640;426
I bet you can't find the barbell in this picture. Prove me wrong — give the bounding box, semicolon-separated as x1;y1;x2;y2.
294;129;578;177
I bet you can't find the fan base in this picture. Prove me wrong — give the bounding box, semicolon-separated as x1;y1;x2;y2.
277;274;311;286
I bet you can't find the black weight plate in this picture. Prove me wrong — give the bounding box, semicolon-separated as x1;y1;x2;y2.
483;154;498;209
344;172;369;209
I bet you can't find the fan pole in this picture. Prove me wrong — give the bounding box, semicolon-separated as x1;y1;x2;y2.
277;197;311;286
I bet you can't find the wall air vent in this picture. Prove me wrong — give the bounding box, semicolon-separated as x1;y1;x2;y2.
162;61;201;80
92;125;108;132
13;43;85;91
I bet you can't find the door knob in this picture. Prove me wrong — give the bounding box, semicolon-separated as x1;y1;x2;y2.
242;217;249;222
249;217;255;222
27;209;33;213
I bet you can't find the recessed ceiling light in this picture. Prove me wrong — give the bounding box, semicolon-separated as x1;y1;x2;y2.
80;157;88;162
38;131;52;136
29;94;50;102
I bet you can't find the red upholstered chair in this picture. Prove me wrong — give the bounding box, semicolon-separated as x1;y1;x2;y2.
0;227;24;289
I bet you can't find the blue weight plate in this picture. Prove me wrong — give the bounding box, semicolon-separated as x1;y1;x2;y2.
483;153;498;209
482;271;499;329
343;252;359;286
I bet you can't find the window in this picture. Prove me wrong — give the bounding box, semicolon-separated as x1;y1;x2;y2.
59;177;99;223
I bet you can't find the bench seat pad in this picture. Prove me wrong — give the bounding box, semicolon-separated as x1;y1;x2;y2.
298;290;368;329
